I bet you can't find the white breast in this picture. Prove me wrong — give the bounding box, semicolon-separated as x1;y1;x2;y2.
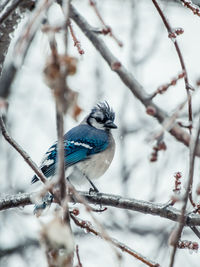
67;133;115;185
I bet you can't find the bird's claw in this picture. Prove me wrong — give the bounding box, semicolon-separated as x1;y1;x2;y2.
89;187;99;195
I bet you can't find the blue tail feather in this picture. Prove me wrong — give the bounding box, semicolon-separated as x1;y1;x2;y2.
31;175;39;184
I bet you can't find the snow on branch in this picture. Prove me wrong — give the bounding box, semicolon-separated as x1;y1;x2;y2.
1;191;200;227
0;0;35;79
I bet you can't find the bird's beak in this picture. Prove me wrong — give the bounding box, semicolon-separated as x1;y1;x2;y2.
105;121;118;129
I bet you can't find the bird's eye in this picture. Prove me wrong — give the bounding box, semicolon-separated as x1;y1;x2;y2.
95;117;103;123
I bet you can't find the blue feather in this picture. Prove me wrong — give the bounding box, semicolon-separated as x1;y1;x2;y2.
31;124;109;183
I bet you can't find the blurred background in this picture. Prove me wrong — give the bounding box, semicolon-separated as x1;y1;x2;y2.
1;0;200;266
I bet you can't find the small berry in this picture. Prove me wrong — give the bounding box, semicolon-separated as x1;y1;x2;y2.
72;208;80;216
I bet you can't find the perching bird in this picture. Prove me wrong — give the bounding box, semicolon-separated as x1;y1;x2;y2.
32;102;117;197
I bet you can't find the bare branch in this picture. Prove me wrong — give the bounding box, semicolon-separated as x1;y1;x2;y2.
0;192;33;210
150;71;186;99
180;0;200;15
0;116;47;184
0;0;35;79
152;0;193;130
169;116;200;267
190;226;200;239
71;214;160;267
89;0;123;47
1;191;200;226
75;245;83;267
69;20;84;55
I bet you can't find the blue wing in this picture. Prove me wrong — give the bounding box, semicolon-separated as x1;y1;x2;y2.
31;124;108;183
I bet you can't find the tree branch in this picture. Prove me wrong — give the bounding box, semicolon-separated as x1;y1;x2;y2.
0;0;35;79
1;191;200;226
0;116;47;184
71;214;160;267
169;116;200;267
69;5;200;155
152;0;192;131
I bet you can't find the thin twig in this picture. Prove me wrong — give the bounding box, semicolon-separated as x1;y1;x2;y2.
180;0;200;16
169;116;200;267
149;98;188;142
71;214;160;267
150;71;186;99
190;226;200;239
75;245;83;267
0;116;47;184
89;0;123;47
69;20;84;55
151;0;193;132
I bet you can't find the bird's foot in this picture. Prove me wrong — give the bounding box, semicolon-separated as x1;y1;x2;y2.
89;186;100;195
89;187;103;209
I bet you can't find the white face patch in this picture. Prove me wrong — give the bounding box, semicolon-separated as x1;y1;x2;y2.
70;141;93;149
89;117;105;130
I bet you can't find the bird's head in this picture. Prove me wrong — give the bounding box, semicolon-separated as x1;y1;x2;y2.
87;102;117;130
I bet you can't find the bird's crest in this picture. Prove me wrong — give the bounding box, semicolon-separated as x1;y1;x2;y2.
91;101;115;122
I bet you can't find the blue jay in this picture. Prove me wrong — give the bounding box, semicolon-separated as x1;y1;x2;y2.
32;102;117;197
